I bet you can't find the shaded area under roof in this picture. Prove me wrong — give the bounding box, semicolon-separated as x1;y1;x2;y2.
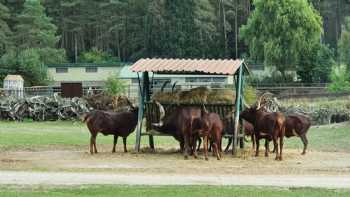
131;58;249;75
119;66;230;79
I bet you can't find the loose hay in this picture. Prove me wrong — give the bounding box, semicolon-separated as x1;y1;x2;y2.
207;89;235;104
152;87;236;104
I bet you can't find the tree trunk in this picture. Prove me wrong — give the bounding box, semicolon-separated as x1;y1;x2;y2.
74;33;78;63
235;0;238;59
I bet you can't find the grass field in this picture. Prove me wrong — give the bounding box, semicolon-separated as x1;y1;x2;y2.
0;120;349;152
0;121;178;150
1;185;350;197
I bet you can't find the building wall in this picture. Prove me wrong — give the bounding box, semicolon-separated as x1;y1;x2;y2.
48;67;122;87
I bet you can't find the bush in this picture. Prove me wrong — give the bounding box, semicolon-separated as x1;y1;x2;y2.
104;76;126;96
338;17;350;72
247;72;295;85
327;64;350;93
297;43;334;83
244;85;257;105
0;49;51;86
79;47;119;63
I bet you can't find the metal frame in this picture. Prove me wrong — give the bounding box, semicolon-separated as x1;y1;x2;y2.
134;62;247;155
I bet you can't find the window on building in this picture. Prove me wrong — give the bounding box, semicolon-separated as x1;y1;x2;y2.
198;78;212;83
212;77;226;83
131;79;139;84
185;78;198;83
153;79;170;86
56;68;68;73
86;67;98;73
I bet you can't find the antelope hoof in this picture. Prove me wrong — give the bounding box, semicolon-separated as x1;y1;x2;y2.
301;152;306;155
184;155;189;160
205;157;209;161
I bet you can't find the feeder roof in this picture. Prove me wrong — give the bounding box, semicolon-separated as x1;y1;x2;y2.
4;75;24;81
131;58;249;75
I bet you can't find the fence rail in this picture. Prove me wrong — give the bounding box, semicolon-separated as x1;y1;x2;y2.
1;83;347;101
251;83;328;88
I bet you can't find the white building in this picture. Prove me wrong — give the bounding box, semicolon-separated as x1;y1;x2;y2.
3;75;24;98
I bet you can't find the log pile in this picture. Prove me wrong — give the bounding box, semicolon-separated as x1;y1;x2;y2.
0;94;89;121
256;93;350;125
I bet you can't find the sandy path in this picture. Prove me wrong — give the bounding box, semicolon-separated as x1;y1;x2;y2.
0;171;350;188
1;148;350;175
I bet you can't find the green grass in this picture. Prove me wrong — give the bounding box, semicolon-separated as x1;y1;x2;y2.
0;120;349;152
0;120;178;150
1;185;350;197
282;124;350;152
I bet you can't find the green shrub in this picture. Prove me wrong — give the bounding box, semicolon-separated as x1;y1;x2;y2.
0;49;51;86
327;64;350;93
104;75;126;96
79;47;119;63
244;85;257;105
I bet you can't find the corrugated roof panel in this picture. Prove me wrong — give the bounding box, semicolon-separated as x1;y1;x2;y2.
4;75;24;81
131;58;246;75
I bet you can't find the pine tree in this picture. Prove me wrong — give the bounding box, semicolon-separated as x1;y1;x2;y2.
0;2;12;56
0;0;66;86
14;0;60;49
338;17;350;73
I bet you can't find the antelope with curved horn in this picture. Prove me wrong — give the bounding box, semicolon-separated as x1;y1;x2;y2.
240;94;286;161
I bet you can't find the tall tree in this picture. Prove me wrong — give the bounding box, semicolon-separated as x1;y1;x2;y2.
0;0;66;86
338;17;350;72
14;0;60;49
297;43;334;83
0;2;12;56
240;0;322;79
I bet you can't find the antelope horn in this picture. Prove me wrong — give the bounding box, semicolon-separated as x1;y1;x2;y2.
257;99;261;110
126;97;136;109
160;80;171;93
242;98;250;109
202;104;208;114
257;92;269;109
171;81;178;93
154;101;165;126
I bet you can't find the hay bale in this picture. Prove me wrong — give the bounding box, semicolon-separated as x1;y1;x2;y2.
152;91;179;104
178;87;210;104
84;92;114;110
207;89;235;104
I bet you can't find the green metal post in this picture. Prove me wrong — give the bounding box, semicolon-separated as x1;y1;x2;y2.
135;73;145;152
232;64;243;156
143;72;155;150
239;72;245;149
232;74;238;154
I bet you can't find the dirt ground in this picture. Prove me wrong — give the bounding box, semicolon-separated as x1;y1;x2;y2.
1;145;350;176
